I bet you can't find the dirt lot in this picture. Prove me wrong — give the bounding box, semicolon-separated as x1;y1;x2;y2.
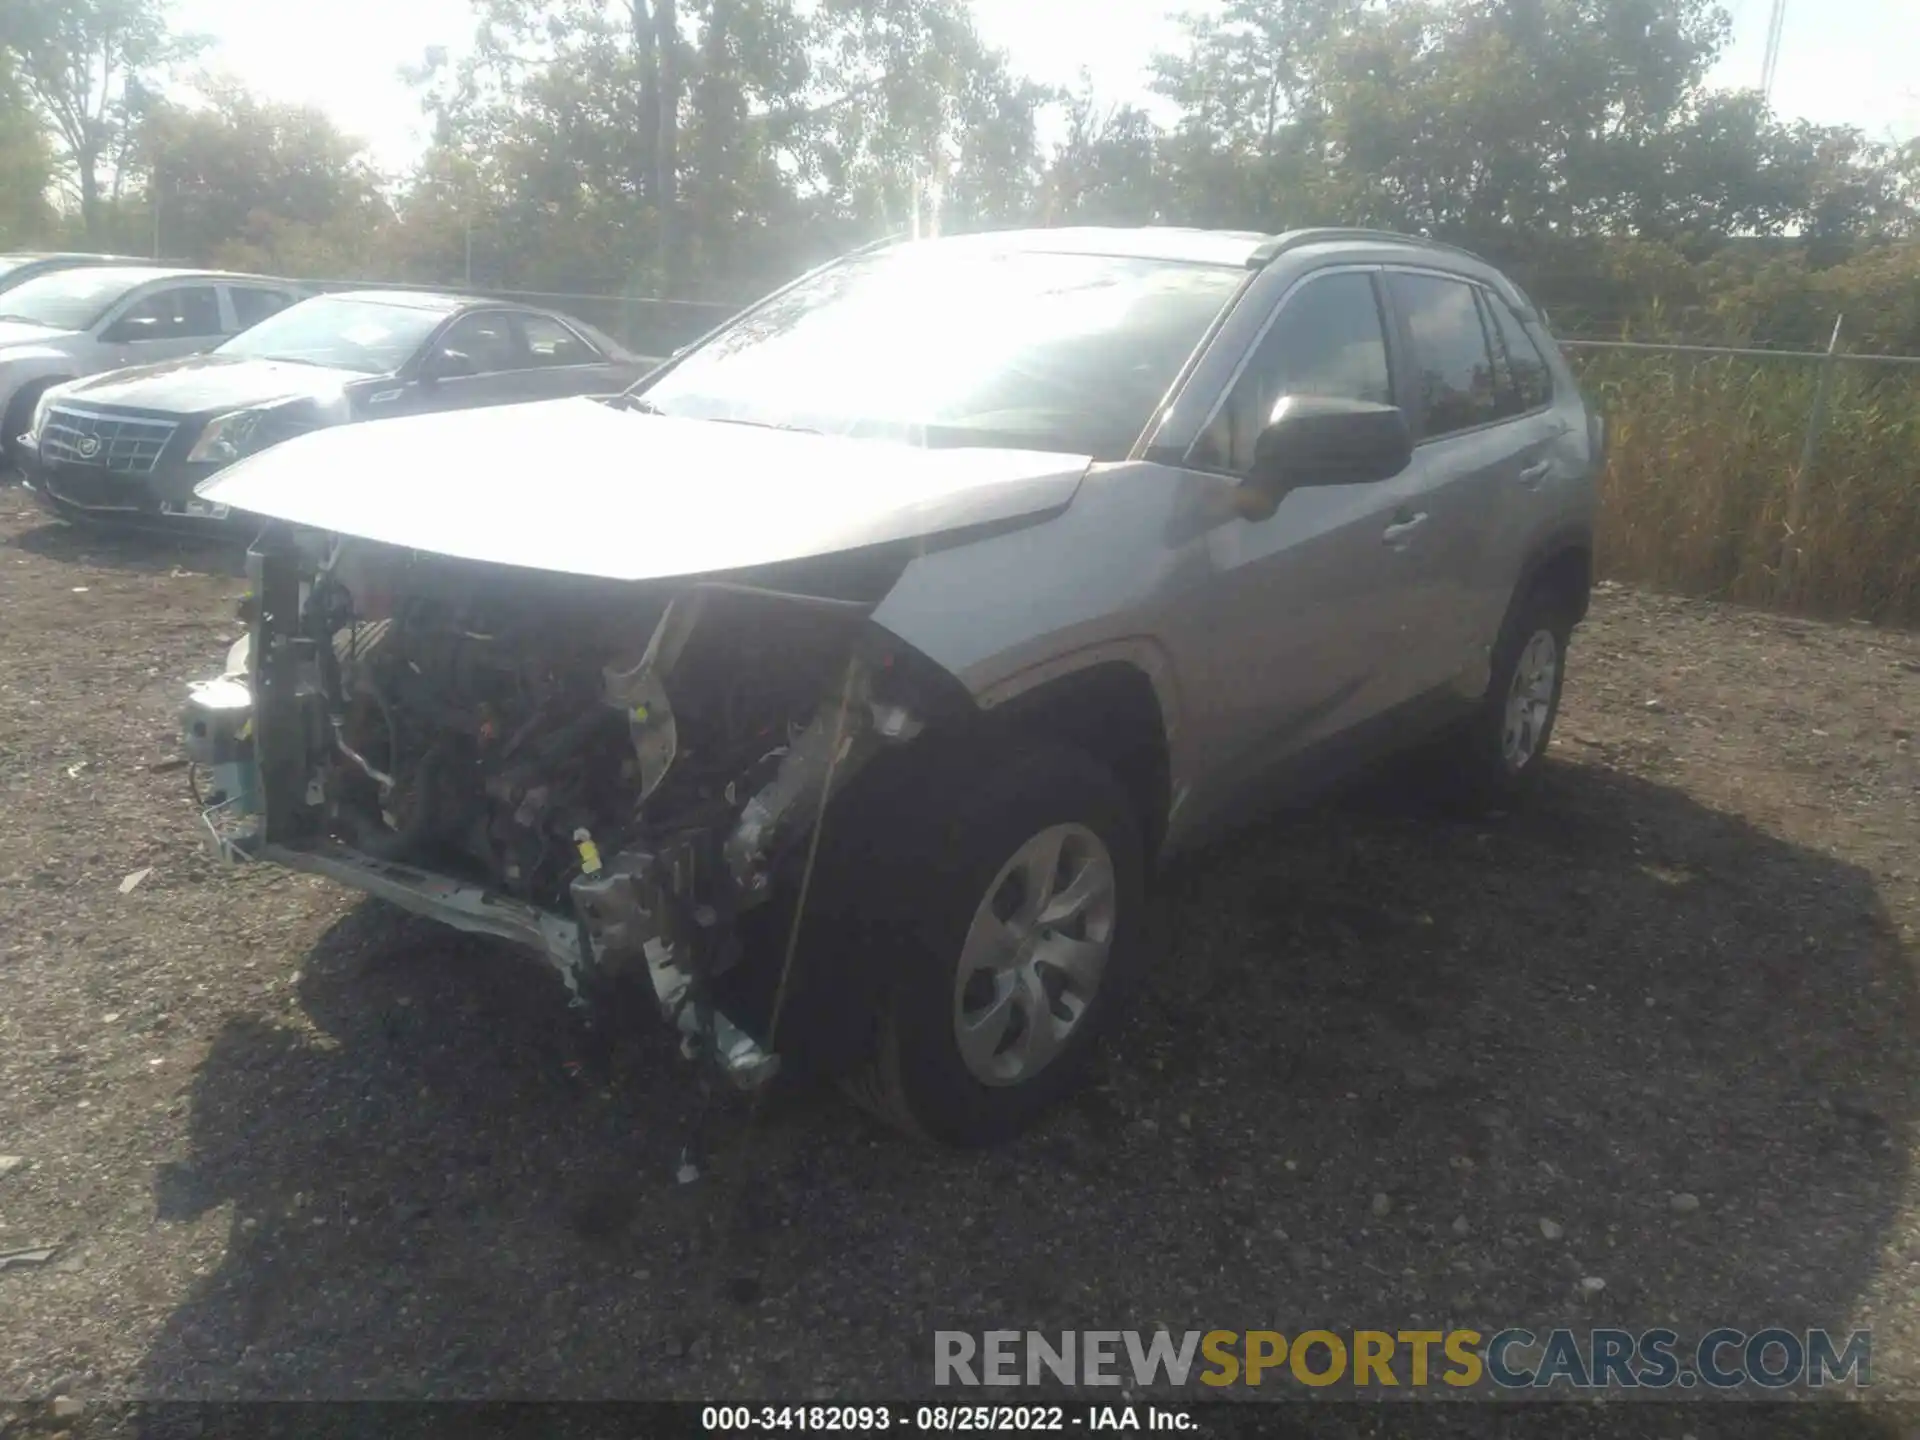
3;487;1920;1418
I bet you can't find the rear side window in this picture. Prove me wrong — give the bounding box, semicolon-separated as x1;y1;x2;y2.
1387;272;1500;439
231;287;295;329
520;313;602;367
1482;291;1553;414
1190;270;1392;474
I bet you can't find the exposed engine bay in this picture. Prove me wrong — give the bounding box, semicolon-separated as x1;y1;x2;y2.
185;524;968;1087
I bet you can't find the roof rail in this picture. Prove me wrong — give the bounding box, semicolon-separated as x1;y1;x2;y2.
1245;227;1492;270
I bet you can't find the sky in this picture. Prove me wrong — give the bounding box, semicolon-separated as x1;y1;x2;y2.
175;0;1920;175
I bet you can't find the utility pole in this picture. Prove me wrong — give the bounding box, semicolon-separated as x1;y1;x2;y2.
1760;0;1788;101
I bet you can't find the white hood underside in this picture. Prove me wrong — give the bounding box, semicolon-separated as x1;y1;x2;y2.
196;397;1092;582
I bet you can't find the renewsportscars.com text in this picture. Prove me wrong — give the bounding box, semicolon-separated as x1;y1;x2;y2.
933;1328;1871;1390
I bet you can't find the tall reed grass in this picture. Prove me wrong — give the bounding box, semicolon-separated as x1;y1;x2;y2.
1570;349;1920;626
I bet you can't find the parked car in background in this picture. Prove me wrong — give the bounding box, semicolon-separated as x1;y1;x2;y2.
0;252;153;298
0;266;305;469
177;226;1600;1146
21;290;651;530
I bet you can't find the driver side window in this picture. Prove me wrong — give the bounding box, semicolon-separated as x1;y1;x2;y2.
1189;271;1392;475
433;313;519;376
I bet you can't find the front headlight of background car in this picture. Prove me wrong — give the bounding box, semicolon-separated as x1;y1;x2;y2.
188;409;266;464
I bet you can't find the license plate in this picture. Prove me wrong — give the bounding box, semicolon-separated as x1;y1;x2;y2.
162;498;231;520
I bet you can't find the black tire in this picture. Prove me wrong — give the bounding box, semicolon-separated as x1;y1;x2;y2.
1;380;53;474
840;739;1147;1146
1432;581;1574;806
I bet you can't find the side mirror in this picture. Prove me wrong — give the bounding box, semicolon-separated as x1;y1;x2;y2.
1240;395;1413;519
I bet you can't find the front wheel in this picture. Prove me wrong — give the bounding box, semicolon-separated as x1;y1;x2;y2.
842;741;1146;1146
0;381;52;475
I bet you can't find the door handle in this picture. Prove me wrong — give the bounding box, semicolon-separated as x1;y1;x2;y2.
1382;511;1428;546
1518;459;1552;489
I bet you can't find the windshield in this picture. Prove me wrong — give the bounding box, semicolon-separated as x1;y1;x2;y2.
0;268;143;331
636;245;1246;460
215;296;446;373
0;257;31;283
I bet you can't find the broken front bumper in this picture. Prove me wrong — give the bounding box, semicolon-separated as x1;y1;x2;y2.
182;676;780;1090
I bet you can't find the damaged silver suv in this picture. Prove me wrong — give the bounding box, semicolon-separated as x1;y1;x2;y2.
180;227;1600;1145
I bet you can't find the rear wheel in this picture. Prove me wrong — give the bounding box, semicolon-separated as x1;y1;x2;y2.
841;740;1146;1146
1433;583;1572;806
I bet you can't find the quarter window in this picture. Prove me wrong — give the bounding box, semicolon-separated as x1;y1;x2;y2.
1387;272;1501;439
1190;271;1392;474
1483;291;1553;414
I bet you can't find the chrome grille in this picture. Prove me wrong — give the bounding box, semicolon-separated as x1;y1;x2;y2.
40;408;179;477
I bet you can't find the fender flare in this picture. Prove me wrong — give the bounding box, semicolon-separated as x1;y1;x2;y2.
1513;523;1595;625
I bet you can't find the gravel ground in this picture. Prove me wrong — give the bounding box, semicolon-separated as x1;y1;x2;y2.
3;488;1920;1424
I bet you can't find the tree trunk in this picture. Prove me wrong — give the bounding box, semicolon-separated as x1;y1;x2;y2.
655;0;680;285
78;155;102;244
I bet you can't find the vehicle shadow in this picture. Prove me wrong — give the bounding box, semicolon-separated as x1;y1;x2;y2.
6;514;248;579
131;757;1918;1403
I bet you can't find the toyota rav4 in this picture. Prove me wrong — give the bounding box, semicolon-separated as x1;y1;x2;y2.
179;226;1601;1145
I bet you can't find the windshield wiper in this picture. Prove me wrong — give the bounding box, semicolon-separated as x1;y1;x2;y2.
0;314;51;326
603;393;663;414
704;416;821;435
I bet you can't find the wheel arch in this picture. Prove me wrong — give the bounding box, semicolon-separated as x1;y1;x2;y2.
1514;528;1594;626
3;369;76;420
1;372;75;461
976;651;1176;859
724;653;1174;1080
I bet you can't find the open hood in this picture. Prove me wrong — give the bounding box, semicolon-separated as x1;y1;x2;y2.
196;396;1092;582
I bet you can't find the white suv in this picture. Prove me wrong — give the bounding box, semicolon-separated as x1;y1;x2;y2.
0;266;304;466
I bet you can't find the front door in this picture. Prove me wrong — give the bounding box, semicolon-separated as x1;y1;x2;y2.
412;311;533;413
1168;267;1432;829
101;283;229;367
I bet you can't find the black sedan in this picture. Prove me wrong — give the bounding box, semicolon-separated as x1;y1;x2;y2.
20;290;653;531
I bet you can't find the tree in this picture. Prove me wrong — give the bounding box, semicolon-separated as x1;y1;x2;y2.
404;0;1044;295
0;0;203;242
138;79;389;272
1137;0;1916;256
0;50;52;245
1039;78;1168;225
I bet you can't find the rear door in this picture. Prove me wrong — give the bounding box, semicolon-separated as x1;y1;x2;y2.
1377;269;1546;698
1473;287;1575;648
225;283;301;335
509;312;631;400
